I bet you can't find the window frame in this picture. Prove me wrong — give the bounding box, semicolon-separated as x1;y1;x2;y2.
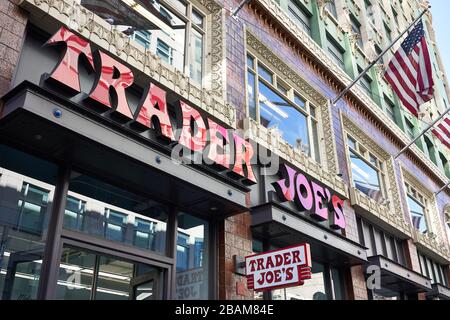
246;52;322;163
345;133;388;203
404;182;430;235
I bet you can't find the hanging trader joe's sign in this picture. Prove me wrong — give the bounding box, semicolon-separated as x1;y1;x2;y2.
245;244;312;292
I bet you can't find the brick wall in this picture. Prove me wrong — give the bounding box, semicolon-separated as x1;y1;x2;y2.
0;0;27;97
218;212;254;300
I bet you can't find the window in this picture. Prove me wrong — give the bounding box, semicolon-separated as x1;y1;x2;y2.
424;136;437;165
405;183;428;234
176;213;208;300
287;0;312;36
56;246;163;300
365;0;375;25
325;0;337;19
246;54;321;162
418;252;448;286
357;217;406;266
156;38;173;64
132;30;151;50
358;67;372;97
384;23;392;43
327;35;346;70
350;16;363;48
439;152;450;178
405;118;415;140
0;144;58;300
64;172;168;254
347;135;386;202
80;0;205;84
384;96;396;123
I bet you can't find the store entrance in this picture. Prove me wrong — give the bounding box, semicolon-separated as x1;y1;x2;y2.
55;246;163;300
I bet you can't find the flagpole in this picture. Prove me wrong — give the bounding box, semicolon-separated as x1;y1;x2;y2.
435;181;450;196
331;5;431;106
394;106;450;159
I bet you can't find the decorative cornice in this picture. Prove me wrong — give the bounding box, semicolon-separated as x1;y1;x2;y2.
19;0;234;127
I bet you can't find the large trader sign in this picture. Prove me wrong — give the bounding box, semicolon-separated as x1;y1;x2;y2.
245;244;312;292
41;26;256;184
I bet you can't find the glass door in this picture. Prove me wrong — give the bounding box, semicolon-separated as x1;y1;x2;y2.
56;246;163;300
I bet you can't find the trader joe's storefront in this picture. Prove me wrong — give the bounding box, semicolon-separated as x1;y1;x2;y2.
0;24;253;300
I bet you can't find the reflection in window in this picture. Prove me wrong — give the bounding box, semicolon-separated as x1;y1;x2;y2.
0;144;58;300
407;195;427;234
272;262;329;300
350;150;383;201
80;0;205;84
246;54;321;162
176;213;208;300
64;173;168;254
56;246;162;300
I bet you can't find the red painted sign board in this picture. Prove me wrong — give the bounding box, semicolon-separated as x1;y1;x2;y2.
245;244;312;292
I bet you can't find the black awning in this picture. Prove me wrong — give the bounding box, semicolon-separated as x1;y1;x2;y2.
250;203;368;267
367;256;432;295
426;283;450;300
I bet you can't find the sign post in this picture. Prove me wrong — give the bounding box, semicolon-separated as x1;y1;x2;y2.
245;244;312;292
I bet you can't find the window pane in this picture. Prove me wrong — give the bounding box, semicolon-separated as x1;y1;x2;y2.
247;71;257;120
327;36;345;69
0;144;58;300
56;247;96;300
189;28;203;84
176;213;208;300
247;55;255;69
192;9;203;28
287;0;311;35
65;173;168;254
56;246;162;300
81;0;186;72
273;262;328;300
258;64;273;83
350;150;383;201
312;120;321;163
258;81;310;153
407;196;427;234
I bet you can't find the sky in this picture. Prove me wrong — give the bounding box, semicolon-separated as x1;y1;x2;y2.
429;0;450;79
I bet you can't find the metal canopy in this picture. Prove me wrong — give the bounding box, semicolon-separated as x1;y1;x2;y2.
250;203;368;267
0;82;248;218
426;283;450;300
367;256;432;295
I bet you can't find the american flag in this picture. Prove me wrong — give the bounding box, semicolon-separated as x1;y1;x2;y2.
384;21;434;118
432;114;450;149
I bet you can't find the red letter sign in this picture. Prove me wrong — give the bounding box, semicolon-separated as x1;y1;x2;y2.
88;51;134;120
44;26;94;93
232;134;257;183
135;83;174;140
178;101;207;151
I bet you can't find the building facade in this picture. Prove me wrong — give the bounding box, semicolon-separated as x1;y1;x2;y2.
0;0;449;300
